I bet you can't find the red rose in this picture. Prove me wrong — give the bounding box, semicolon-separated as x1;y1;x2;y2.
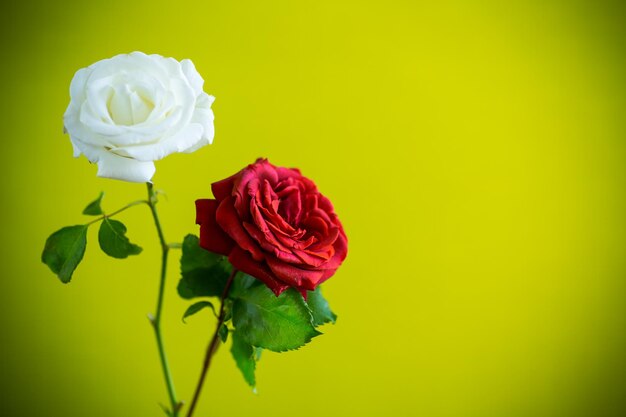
196;159;347;296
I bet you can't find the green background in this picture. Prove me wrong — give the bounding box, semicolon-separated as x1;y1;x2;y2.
1;1;625;416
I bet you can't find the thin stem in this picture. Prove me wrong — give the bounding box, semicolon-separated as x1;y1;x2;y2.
186;269;238;417
85;200;149;226
146;182;181;417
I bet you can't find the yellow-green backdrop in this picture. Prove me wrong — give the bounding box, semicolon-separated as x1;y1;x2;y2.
1;1;625;416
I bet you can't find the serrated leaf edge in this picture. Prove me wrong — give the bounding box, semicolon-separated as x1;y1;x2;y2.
303;295;338;327
234;290;322;352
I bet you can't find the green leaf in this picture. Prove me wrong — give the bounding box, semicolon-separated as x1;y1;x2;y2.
41;225;88;283
182;301;216;323
232;285;320;352
230;330;256;388
223;299;233;322
229;273;257;299
219;324;229;343
254;347;263;361
98;218;142;259
177;234;232;299
306;287;337;326
82;192;104;215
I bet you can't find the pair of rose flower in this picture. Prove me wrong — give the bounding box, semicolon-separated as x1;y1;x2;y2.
63;51;347;294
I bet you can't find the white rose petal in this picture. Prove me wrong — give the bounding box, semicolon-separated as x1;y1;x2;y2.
63;51;215;183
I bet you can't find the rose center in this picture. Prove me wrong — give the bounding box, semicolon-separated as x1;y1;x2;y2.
106;84;155;126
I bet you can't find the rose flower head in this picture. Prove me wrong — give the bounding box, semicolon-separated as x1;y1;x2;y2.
196;159;347;296
63;51;215;183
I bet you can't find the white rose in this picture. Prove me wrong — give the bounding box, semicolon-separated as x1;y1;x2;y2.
63;51;215;183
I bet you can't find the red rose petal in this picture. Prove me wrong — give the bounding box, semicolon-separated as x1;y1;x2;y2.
195;199;213;225
266;256;323;290
249;199;294;250
259;204;296;236
315;234;348;286
235;178;260;218
243;221;288;253
317;194;336;214
293;248;330;267
308;227;339;252
302;215;329;237
308;207;333;224
261;179;278;208
199;223;234;256
196;199;235;256
275;165;302;180
236;160;279;194
316;267;337;286
229;247;289;296
216;197;265;261
304;193;318;212
324;230;348;270
265;221;313;250
274;250;305;265
211;175;236;201
277;184;302;224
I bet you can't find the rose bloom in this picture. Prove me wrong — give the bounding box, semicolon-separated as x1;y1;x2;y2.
63;51;215;183
196;159;347;296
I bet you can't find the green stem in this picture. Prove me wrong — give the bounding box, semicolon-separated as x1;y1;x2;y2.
85;200;149;226
186;269;238;417
146;182;181;417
